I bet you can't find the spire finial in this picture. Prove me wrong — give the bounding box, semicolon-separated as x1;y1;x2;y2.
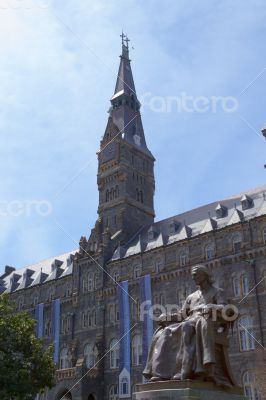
120;31;130;58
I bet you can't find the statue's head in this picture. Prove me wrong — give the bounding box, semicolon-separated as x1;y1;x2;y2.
191;264;214;285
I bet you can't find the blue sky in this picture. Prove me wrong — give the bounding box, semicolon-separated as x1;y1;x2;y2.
0;0;265;273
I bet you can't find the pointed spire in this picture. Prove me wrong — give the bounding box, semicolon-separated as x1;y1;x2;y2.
107;34;154;158
112;32;136;98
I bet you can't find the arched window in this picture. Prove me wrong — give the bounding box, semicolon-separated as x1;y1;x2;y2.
113;270;120;283
179;251;188;267
205;244;215;260
115;185;119;198
121;376;129;395
66;284;72;297
60;348;71;369
84;343;98;368
136;188;139;201
106;190;109;202
88;272;94;292
109;385;118;400
109;339;120;369
238;316;255;351
140;191;143;203
132;334;142;366
133;264;141;279
242;371;259;400
155;258;163;273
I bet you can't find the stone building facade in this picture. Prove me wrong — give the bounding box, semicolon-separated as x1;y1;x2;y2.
1;37;266;400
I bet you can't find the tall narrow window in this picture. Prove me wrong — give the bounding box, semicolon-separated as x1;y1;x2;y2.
263;228;266;243
242;371;259;400
60;348;71;369
241;275;249;296
233;277;241;297
132;334;142;366
179;251;188;267
205;244;215;260
84;343;98;368
110;339;120;369
109;385;118;400
121;377;129;395
133;264;141;279
238;316;255;351
88;272;94;292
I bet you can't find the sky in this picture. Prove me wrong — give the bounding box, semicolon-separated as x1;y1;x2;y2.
0;0;265;273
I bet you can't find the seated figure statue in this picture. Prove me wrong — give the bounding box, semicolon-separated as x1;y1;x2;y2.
143;264;237;387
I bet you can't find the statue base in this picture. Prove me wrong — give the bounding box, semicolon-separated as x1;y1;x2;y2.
133;380;247;400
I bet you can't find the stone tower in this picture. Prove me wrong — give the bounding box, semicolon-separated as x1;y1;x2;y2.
97;34;155;245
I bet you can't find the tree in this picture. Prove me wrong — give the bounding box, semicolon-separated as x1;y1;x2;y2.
0;294;55;400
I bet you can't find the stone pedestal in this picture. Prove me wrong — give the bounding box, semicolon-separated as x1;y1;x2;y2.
133;380;247;400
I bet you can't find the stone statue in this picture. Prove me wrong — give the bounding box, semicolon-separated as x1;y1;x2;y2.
143;265;237;388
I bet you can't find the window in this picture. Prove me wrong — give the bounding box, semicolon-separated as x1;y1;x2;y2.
33;295;39;306
241;274;249;296
110;339;120;369
233;235;242;254
121;377;129;395
18;297;24;310
44;319;51;337
115;185;119;198
48;287;55;301
82;312;87;328
179;251;188;267
84;343;98;368
233;277;241;297
115;304;120;322
60;348;71;369
109;304;115;324
238;316;255;351
109;385;118;400
132;298;140;320
133;264;141;279
66;284;72;297
205;244;215;260
155;258;163;273
113;270;120;283
88;272;94;292
132;334;142;366
242;371;259;400
263;228;266;243
82;278;88;293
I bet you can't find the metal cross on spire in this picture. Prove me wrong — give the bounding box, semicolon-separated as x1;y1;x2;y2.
120;31;130;48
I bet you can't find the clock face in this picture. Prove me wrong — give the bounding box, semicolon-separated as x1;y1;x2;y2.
100;141;118;164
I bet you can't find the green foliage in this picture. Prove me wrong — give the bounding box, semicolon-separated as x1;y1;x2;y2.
0;294;55;400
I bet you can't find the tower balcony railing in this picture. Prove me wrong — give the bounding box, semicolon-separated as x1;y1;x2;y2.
56;367;76;381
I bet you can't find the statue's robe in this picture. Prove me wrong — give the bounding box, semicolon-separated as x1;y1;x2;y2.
143;285;227;381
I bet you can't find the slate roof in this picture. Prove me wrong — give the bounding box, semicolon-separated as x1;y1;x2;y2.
0;251;76;294
111;184;266;260
1;184;266;293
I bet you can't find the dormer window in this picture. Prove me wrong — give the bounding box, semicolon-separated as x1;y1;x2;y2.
241;195;253;210
169;220;179;235
148;226;157;241
215;203;227;219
